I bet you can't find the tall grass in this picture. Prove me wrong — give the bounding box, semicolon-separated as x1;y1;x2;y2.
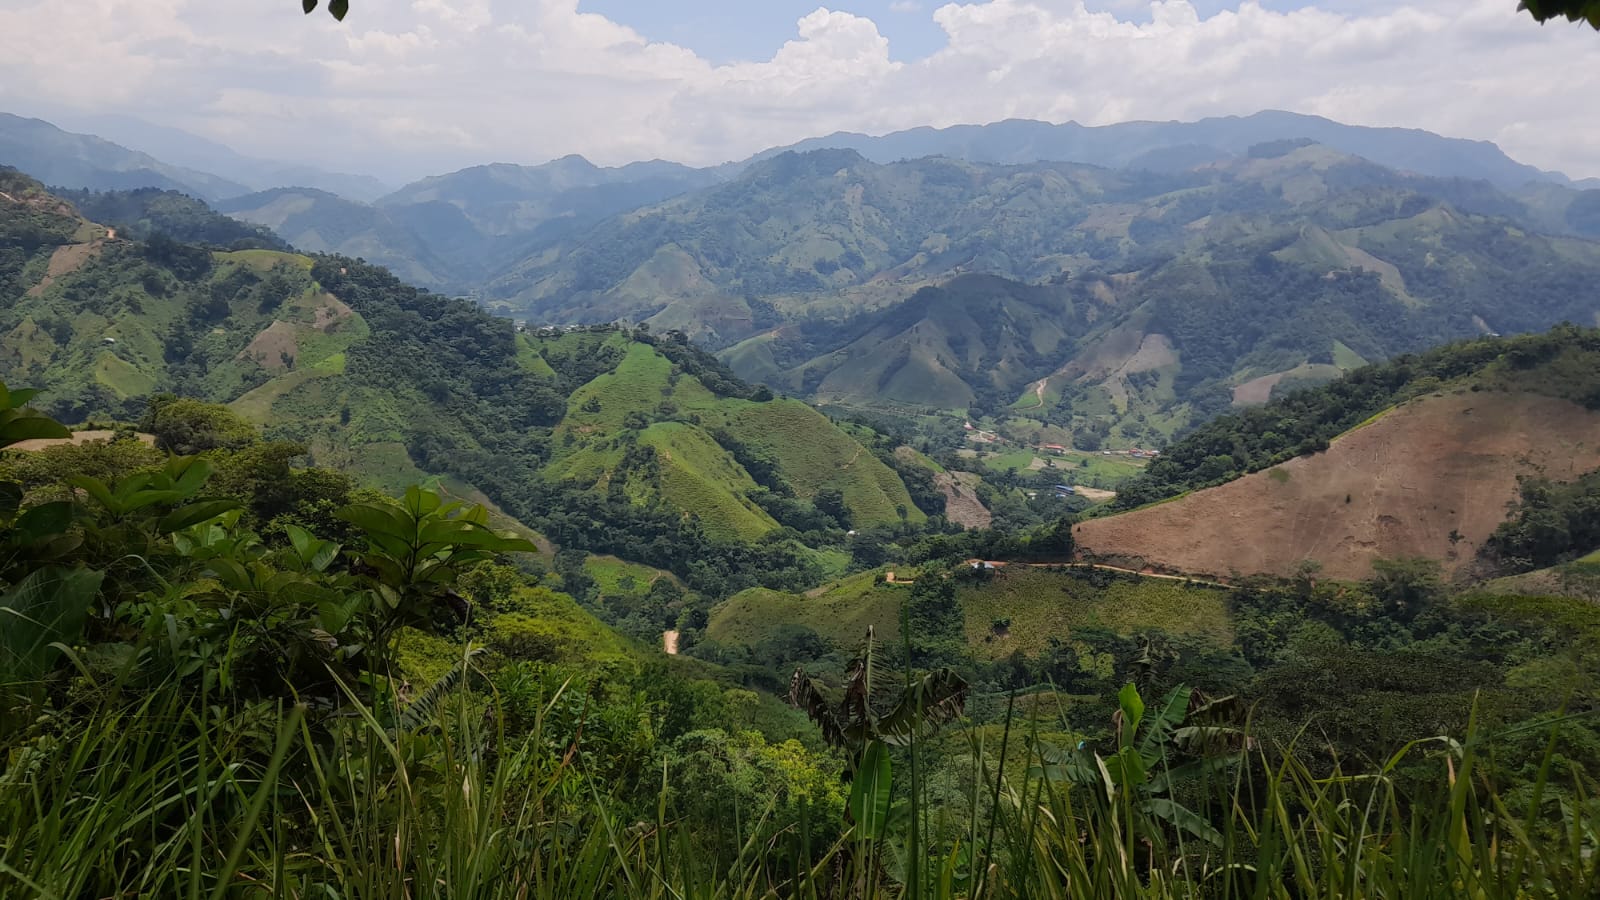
2;666;1595;898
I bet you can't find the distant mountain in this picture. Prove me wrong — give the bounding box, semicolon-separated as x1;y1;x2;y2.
0;113;250;201
215;187;463;288
491;142;1592;346
378;156;725;260
484;141;1600;445
758;110;1571;190
51;113;394;202
210;158;728;292
484;148;1127;339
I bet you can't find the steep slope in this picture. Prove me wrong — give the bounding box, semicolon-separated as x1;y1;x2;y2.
0;177;920;596
216;158;725;292
0;113;249;200
486;149;1141;340
54;187;288;250
726;274;1094;410
1076;329;1600;580
1074;391;1600;581
691;144;1600;438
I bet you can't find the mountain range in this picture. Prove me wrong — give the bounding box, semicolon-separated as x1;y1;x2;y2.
8;108;1600;293
6;108;1600;444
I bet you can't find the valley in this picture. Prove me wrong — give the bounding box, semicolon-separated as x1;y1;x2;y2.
4;98;1600;899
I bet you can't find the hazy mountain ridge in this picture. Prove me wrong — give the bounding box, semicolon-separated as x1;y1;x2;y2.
8;108;1599;305
759;110;1575;190
0;113;253;202
505;141;1600;438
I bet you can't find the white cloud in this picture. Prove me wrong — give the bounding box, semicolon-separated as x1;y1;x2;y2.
890;1;923;12
2;0;1598;181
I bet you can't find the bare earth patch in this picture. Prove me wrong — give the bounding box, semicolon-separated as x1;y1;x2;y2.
936;470;991;529
1232;371;1289;406
312;293;354;331
26;242;103;297
1075;392;1600;582
11;430;155;452
237;321;299;371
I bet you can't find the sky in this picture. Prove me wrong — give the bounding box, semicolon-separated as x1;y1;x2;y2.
1;0;1597;184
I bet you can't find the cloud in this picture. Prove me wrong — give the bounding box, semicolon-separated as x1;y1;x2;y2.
3;0;1599;181
890;1;923;12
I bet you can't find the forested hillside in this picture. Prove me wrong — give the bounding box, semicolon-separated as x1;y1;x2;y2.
476;143;1600;446
0;173;926;600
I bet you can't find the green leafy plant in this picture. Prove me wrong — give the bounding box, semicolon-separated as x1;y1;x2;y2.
338;485;537;676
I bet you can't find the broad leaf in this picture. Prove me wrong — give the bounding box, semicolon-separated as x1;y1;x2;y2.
848;740;892;841
165;457;216;499
11;501;71;544
337;502;413;543
1138;685;1193;763
1117;682;1145;749
877;668;969;747
1143;798;1224;846
157;499;241;535
0;567;103;681
67;475;119;515
0;412;70;449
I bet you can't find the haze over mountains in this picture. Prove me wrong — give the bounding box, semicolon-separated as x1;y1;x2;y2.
9;108;1600;289
5;105;1599;446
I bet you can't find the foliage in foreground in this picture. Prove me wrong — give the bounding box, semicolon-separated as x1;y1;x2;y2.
3;668;1596;898
0;388;1596;897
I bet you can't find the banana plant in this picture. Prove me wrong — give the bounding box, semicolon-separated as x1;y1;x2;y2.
787;638;969;761
789;633;968;897
1033;684;1242;849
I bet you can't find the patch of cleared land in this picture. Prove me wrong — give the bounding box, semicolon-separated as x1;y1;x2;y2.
936;470;991;529
10;430;155;452
1075;391;1600;581
26;241;102;297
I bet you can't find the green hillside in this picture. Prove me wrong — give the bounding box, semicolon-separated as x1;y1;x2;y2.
706;565;1231;659
0;175;925;600
485;144;1600;445
54;187;289;250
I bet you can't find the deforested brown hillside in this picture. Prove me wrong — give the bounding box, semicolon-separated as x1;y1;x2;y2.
1074;390;1600;581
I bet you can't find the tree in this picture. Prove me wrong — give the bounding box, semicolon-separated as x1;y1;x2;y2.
1366;557;1441;622
1520;1;1600;28
813;487;851;528
301;0;349;20
141;396;257;454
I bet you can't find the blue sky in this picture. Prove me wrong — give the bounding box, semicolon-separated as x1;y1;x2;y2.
2;1;1598;181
